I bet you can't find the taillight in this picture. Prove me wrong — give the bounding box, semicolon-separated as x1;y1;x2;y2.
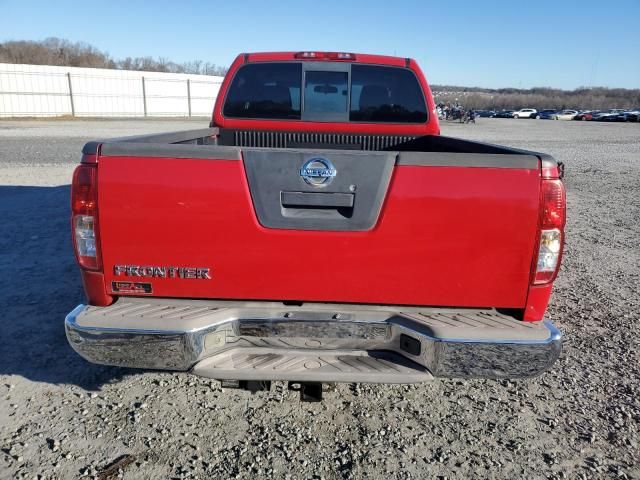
294;51;356;61
534;179;565;284
71;164;101;270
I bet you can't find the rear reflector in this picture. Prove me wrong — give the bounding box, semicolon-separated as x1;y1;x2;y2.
534;179;566;284
71;164;101;271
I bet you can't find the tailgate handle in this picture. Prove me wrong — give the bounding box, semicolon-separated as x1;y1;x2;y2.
281;191;354;209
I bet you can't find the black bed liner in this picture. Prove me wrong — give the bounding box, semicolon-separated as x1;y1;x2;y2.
82;127;558;169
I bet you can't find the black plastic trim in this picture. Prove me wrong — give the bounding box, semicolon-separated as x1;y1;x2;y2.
82;128;221;155
400;334;421;356
281;191;354;208
82;141;101;155
100;143;241;160
243;149;395;231
397;152;539;169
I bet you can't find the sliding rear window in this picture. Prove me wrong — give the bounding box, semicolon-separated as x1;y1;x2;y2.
223;62;427;123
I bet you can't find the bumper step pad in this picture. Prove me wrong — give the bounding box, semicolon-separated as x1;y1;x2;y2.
192;348;432;383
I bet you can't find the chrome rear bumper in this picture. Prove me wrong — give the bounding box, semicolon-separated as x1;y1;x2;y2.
65;299;561;383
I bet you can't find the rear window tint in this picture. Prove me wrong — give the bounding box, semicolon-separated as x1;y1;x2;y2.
350;65;427;123
304;71;348;114
223;63;301;119
223;62;427;123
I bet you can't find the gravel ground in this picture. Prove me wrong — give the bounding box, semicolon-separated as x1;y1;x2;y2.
0;118;638;480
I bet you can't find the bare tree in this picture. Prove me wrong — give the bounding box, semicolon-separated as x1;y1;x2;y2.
433;84;640;110
0;38;229;77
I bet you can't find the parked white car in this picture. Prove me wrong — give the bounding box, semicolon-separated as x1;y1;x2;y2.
553;110;578;120
513;108;537;119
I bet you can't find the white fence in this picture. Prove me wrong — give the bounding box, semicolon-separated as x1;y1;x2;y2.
0;63;224;118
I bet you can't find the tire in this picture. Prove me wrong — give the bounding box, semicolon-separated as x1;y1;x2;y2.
535;115;541;119
582;117;587;121
514;114;519;119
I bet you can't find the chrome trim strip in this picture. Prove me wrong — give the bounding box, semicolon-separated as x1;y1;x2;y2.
543;319;563;342
65;305;188;335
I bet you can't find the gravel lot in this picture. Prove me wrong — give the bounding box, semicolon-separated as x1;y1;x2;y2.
0;118;638;480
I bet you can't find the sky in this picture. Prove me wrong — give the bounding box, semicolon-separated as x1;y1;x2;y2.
0;0;639;90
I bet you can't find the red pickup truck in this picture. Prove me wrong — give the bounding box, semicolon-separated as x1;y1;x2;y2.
66;52;564;398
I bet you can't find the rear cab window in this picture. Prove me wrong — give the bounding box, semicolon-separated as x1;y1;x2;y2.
223;62;427;124
223;63;302;119
350;65;427;123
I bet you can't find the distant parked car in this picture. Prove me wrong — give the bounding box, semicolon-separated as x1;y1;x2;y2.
593;110;626;121
491;110;515;118
553;110;578;120
513;108;537;119
475;110;496;118
606;111;638;122
592;111;613;121
574;111;597;121
535;109;558;119
625;109;640;122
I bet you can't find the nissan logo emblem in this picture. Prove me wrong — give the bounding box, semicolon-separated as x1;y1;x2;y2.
299;157;337;186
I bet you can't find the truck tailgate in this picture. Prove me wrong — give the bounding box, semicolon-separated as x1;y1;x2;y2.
98;147;540;308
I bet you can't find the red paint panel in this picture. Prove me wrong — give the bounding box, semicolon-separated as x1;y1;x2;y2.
98;156;540;308
81;270;113;306
523;283;554;321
